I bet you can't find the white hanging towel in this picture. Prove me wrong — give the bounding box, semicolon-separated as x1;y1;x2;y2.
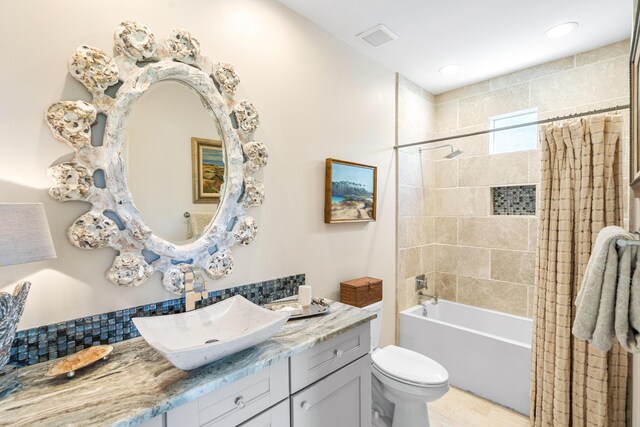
187;212;214;239
615;241;640;352
572;226;639;352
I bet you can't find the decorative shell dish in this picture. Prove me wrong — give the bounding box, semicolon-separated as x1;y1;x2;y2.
46;345;113;378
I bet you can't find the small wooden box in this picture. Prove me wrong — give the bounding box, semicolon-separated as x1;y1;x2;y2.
340;276;382;308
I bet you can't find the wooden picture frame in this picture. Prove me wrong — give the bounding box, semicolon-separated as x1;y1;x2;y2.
325;158;377;224
191;137;224;203
630;0;640;194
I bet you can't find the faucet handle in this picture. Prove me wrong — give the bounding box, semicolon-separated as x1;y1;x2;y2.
180;265;206;293
190;266;206;292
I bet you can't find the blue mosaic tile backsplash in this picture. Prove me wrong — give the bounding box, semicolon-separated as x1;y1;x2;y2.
9;274;305;368
492;185;536;216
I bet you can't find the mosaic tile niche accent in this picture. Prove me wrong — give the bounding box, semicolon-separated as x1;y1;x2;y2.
492;185;536;216
9;274;305;368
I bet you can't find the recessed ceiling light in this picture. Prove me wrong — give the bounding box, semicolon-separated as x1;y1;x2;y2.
544;22;578;39
439;64;460;75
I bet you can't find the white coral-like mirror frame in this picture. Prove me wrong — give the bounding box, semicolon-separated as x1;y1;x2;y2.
46;21;267;294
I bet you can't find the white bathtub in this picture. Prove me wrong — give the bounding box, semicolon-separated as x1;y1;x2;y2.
400;300;533;415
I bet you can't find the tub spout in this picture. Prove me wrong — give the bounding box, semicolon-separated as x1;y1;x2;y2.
418;290;438;305
418;290;438;316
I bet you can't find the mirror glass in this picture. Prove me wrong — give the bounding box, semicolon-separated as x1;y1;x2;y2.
126;80;224;245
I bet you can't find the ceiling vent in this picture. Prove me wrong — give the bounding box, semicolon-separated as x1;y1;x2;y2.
357;24;398;48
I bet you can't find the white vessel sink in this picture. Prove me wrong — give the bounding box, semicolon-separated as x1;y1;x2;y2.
132;295;290;370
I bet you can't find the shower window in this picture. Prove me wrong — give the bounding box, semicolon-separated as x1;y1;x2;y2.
489;108;538;154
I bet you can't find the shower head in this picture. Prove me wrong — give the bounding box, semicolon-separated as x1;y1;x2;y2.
419;144;464;159
445;149;463;159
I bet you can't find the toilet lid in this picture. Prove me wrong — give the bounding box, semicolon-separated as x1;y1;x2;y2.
372;345;448;386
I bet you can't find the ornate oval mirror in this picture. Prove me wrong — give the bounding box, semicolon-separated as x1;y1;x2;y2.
46;22;268;294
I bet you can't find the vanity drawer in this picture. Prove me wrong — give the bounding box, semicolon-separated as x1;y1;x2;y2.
166;358;288;427
290;323;370;393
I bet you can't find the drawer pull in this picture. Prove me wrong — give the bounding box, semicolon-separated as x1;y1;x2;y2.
300;400;311;411
334;349;344;358
234;396;246;409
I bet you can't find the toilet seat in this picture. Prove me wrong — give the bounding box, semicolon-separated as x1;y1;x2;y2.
372;345;448;387
372;364;449;401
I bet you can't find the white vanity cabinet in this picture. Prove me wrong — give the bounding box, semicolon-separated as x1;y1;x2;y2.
163;323;371;427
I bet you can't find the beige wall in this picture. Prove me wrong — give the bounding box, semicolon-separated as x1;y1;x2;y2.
396;75;437;318
397;40;630;319
0;0;397;346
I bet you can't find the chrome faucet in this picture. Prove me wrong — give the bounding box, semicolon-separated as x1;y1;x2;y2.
417;289;438;316
417;289;438;304
182;265;207;311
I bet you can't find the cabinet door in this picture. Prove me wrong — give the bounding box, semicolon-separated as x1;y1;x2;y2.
291;354;371;427
239;399;289;427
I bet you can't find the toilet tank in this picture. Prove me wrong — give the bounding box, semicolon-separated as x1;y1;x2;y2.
362;301;383;351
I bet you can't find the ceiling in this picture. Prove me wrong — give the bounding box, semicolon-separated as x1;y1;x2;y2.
277;0;632;94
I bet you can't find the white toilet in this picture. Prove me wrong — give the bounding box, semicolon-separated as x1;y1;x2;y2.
363;301;449;427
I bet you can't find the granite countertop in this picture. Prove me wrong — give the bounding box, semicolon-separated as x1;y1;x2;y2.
0;302;374;427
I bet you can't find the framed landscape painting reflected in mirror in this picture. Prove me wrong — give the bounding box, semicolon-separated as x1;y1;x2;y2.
325;158;377;224
192;137;224;203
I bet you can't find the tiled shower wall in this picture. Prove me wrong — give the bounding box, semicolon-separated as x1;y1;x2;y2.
396;75;437;318
397;40;630;321
428;147;539;317
431;40;630;317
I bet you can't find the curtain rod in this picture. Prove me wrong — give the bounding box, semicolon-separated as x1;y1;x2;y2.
394;104;630;150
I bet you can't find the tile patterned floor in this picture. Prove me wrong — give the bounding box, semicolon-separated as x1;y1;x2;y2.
429;387;531;427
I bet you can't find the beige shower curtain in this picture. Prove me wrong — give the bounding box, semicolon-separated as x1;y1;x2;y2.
530;114;627;427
